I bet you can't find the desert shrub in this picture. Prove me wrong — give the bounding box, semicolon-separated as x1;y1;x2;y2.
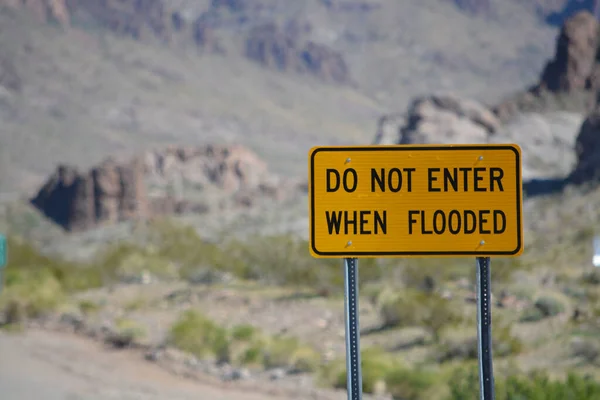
323;348;438;397
447;365;600;400
379;290;463;341
327;347;396;394
107;318;148;348
168;310;320;371
145;220;388;294
168;309;231;363
571;337;600;365
78;299;103;316
385;365;437;400
582;269;600;285
437;318;522;363
399;259;468;290
520;296;566;322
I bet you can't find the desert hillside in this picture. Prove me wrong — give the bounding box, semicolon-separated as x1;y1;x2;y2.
3;2;600;400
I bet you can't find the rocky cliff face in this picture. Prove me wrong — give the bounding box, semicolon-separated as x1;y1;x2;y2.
30;144;300;232
493;10;600;120
538;11;599;92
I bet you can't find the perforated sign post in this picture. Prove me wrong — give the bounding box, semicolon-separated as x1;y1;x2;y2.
308;144;523;400
0;234;6;294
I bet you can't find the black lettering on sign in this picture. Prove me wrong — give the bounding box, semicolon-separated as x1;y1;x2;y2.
420;210;433;234
464;210;476;234
326;211;342;234
371;169;385;192
344;210;357;234
404;168;415;192
459;168;471;191
408;210;418;234
479;210;491;234
444;168;458;192
388;168;402;192
343;169;358;193
474;168;486;192
433;210;446;234
490;168;504;192
448;210;461;234
371;168;415;193
360;211;371;234
406;209;509;235
374;211;387;234
326;168;358;193
493;210;506;233
326;169;340;192
428;168;441;192
325;210;387;235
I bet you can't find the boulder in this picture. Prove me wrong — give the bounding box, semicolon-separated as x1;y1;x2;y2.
373;94;501;145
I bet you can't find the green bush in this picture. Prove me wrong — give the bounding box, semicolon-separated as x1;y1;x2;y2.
328;348;396;394
168;310;320;371
447;365;600;400
385;365;437;400
322;348;438;398
520;296;566;323
168;310;231;363
379;290;463;341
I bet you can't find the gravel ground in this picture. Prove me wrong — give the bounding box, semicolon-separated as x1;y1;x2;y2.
0;329;296;400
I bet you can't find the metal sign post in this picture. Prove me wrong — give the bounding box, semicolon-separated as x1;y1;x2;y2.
0;234;6;294
476;257;495;400
343;257;362;400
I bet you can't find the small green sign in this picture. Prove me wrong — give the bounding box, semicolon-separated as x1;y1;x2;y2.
0;234;6;268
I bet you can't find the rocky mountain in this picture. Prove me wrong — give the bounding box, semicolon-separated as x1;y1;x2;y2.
372;10;600;182
30;144;301;232
493;10;600;119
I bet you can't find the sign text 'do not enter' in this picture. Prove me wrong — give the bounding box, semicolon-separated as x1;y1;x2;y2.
308;145;523;258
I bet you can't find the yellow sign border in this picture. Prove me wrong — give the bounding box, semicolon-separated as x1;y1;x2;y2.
308;144;523;258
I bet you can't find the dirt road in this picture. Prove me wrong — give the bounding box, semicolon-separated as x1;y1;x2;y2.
0;329;293;400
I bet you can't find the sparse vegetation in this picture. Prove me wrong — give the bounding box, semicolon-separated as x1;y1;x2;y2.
168;309;320;371
447;364;600;400
520;295;566;322
379;289;463;341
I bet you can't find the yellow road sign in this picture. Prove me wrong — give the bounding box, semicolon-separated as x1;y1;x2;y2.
308;144;523;258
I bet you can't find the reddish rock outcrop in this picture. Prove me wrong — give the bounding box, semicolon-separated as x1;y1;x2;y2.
30;157;148;231
31;144;298;232
537;10;599;92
